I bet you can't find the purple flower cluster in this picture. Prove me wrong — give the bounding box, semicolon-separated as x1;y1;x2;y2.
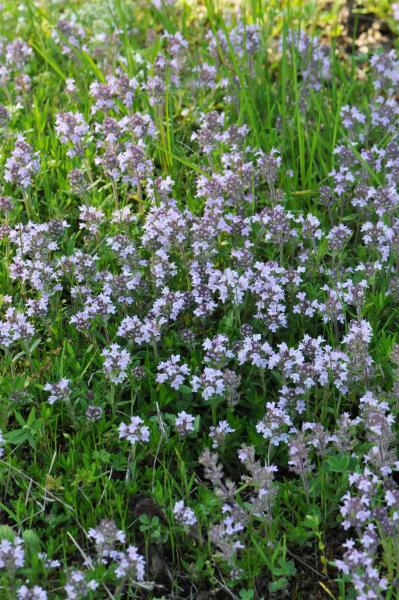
118;416;150;444
173;500;197;526
4;136;40;189
43;378;71;405
156;354;190;390
55;112;89;157
102;344;131;383
0;536;24;571
336;469;395;599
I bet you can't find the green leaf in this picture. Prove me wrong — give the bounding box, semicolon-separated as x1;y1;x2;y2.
23;529;41;551
6;430;28;445
239;590;255;600
326;454;350;473
179;385;193;395
268;578;289;593
31;42;66;81
0;525;16;541
27;407;36;427
194;415;201;432
14;411;26;428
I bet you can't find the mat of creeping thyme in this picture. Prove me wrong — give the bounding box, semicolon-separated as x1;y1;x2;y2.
1;1;399;599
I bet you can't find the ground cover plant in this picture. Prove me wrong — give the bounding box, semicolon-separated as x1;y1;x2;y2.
1;0;399;598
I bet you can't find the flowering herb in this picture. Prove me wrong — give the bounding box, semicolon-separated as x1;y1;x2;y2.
0;3;399;598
